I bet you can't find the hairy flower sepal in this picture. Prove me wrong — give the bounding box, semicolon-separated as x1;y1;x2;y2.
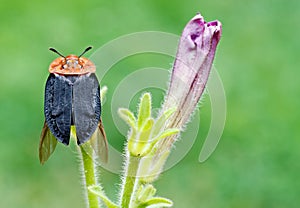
118;93;179;158
119;93;179;208
135;184;173;208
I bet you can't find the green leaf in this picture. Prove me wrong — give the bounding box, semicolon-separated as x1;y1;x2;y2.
153;128;180;143
118;108;137;129
138;196;173;208
137;93;152;129
137;184;156;203
88;185;118;208
139;118;154;142
130;118;155;156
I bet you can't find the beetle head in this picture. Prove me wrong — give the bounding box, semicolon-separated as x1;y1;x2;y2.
48;47;96;75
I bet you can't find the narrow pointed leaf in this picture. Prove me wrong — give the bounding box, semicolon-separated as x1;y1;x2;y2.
139;118;154;142
153;128;180;143
137;184;156;203
138;197;173;208
118;108;137;129
137;93;151;129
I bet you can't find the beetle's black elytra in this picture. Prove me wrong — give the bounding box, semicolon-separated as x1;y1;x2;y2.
44;74;101;145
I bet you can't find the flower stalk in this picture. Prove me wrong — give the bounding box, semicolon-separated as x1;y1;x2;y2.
79;144;101;208
121;155;141;208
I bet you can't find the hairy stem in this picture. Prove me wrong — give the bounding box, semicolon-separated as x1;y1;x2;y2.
121;155;140;208
79;145;101;208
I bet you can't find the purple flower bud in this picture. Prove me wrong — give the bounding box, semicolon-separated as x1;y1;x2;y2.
163;13;222;128
138;13;222;182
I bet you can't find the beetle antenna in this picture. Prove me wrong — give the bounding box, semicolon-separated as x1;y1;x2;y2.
78;46;92;58
49;48;66;58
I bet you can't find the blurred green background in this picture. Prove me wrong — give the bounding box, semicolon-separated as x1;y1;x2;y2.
0;0;299;207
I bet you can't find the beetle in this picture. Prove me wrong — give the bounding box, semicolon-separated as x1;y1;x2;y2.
39;47;108;164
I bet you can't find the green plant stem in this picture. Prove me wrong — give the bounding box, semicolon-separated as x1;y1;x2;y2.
80;145;101;208
121;155;141;208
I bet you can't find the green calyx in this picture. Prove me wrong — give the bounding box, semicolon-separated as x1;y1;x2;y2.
136;184;173;208
118;93;179;158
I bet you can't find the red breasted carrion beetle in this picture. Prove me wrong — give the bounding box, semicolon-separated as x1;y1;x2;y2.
39;47;108;164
